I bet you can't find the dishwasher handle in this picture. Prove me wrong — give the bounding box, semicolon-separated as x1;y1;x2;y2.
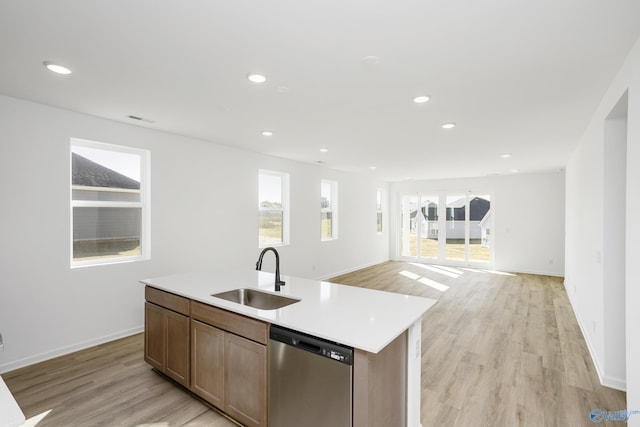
270;325;354;365
293;338;322;354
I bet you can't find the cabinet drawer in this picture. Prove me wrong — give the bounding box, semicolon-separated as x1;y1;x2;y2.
191;301;268;345
145;286;190;316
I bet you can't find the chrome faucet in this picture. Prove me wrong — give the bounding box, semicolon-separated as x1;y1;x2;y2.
256;247;286;292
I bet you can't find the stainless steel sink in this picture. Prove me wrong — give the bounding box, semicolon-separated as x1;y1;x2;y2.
211;288;300;310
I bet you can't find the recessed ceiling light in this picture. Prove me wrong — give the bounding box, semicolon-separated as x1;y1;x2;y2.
43;61;71;75
369;166;377;170
319;147;329;153
247;73;267;83
261;131;273;137
501;153;512;158
510;169;519;173
441;123;456;129
413;95;430;104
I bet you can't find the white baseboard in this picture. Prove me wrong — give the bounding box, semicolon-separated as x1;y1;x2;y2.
565;287;626;392
499;267;565;277
0;326;143;374
601;375;627;391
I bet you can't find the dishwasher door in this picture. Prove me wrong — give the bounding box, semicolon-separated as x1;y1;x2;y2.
269;325;353;427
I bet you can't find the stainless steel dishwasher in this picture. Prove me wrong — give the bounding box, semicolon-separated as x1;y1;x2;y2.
269;325;353;427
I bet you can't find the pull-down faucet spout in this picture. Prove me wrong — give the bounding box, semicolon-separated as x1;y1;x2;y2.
256;247;286;292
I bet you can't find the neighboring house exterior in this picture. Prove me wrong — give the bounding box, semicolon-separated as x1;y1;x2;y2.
72;153;141;258
410;197;491;241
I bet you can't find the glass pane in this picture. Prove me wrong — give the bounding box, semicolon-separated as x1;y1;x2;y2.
469;194;491;262
420;195;438;259
445;195;466;260
259;210;283;245
321;181;332;209
321;211;333;240
72;146;141;202
376;212;383;233
400;195;418;257
73;207;141;260
259;174;282;208
376;190;382;210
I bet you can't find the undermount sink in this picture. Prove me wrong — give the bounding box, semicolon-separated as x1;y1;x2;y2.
211;288;300;310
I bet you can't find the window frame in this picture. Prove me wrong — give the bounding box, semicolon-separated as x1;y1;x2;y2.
258;169;290;247
70;138;150;268
321;179;338;241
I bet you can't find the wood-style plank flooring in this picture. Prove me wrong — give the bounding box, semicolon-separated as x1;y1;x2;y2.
330;262;626;427
3;262;626;426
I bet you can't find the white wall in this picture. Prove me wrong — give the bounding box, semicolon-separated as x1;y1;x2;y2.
389;171;566;276
603;99;628;389
565;35;640;419
0;95;389;373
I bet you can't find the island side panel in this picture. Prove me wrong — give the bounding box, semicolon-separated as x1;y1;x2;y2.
353;330;407;427
406;319;422;427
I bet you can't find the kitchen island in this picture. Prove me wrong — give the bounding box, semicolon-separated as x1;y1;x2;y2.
141;269;437;427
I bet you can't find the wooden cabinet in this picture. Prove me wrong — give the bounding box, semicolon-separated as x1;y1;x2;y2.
225;332;267;427
191;319;225;407
144;287;190;387
190;302;267;427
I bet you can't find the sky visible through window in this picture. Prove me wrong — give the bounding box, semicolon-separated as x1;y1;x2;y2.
259;174;282;205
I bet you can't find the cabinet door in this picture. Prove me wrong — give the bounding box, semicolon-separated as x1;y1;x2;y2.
225;333;267;427
144;302;165;371
191;320;225;408
166;310;190;387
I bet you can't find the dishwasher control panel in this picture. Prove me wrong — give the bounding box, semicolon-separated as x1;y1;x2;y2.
270;325;354;365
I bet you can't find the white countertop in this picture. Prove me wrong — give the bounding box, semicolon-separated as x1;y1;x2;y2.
0;376;25;427
141;269;437;353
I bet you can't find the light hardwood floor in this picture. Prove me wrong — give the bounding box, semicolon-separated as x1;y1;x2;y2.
3;262;626;426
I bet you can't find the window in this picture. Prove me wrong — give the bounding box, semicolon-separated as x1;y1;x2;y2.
376;189;383;233
321;180;338;240
259;170;289;246
71;138;150;267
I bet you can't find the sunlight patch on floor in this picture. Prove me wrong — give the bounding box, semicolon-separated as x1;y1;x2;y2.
418;277;450;292
399;270;449;292
408;263;460;278
400;270;420;280
430;265;464;275
461;267;485;273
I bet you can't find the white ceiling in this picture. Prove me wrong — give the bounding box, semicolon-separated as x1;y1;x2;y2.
1;1;639;181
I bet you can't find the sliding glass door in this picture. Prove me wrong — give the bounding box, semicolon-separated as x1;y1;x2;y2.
399;192;492;266
469;194;492;263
